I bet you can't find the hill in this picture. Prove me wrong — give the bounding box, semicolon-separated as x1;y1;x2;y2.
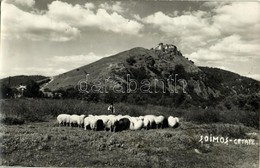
0;75;47;88
44;46;201;91
41;44;259;107
199;67;260;96
2;44;259;111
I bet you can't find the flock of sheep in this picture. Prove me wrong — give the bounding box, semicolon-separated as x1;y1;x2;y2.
57;114;180;132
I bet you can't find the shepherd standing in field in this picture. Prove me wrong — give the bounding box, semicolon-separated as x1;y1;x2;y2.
108;103;115;114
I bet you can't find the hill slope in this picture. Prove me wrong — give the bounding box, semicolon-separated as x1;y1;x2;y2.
44;47;201;91
42;46;260;105
0;75;47;88
199;67;260;96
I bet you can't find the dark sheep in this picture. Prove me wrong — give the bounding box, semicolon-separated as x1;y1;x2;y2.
115;118;130;132
96;119;104;131
112;120;120;132
172;122;180;128
149;120;157;129
162;117;169;128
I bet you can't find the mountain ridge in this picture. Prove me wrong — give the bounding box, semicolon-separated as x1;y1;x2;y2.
1;44;259;109
44;46;202;91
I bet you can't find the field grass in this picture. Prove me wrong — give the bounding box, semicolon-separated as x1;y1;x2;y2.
0;99;176;124
0;120;258;167
0;99;259;167
0;99;258;128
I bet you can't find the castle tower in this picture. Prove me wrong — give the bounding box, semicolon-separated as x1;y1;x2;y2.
158;43;164;50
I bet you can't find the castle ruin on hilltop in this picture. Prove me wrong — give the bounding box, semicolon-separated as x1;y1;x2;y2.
154;42;182;56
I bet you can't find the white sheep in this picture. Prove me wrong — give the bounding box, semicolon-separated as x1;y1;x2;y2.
139;116;144;120
89;116;98;130
106;116;118;132
129;117;135;130
79;115;86;127
57;114;71;127
154;115;166;129
69;114;86;128
123;115;131;118
86;115;104;131
84;116;93;130
168;116;179;128
175;117;180;123
84;115;99;130
107;114;116;118
83;115;99;130
82;114;179;131
116;115;123;121
129;117;143;130
116;115;130;121
143;115;156;129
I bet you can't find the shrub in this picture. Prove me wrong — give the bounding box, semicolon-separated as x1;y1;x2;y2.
24;80;41;98
115;103;143;116
210;124;247;138
1;117;25;125
184;107;221;124
0;84;14;99
126;56;136;65
174;64;187;79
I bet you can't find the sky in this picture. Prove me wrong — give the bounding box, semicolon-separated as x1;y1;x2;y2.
1;0;260;81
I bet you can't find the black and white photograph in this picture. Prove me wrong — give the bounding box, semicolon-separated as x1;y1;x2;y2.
0;0;259;167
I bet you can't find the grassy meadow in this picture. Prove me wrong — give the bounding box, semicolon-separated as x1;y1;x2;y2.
0;98;259;167
0;98;258;128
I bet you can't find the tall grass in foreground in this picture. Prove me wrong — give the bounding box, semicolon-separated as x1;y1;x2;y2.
0;99;258;129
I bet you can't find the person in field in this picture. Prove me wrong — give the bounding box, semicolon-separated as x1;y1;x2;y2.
108;103;115;114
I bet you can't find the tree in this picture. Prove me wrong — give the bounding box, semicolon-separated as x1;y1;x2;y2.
103;90;117;104
174;92;186;107
174;64;187;79
126;56;136;65
24;80;40;98
0;84;13;98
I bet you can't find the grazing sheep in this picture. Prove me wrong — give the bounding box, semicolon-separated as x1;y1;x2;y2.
95;115;110;131
154;115;168;129
143;117;149;129
67;114;178;131
139;116;144;120
69;114;78;127
96;119;104;131
116;118;130;132
89;116;98;130
173;117;180;128
87;116;105;131
69;114;86;128
57;114;71;127
129;117;143;130
100;115;110;125
117;114;123;118
123;115;131;119
84;116;92;130
116;115;130;121
78;115;86;128
168;116;179;128
143;115;156;130
107;114;116;118
105;115;118;132
129;117;135;130
175;117;180;123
